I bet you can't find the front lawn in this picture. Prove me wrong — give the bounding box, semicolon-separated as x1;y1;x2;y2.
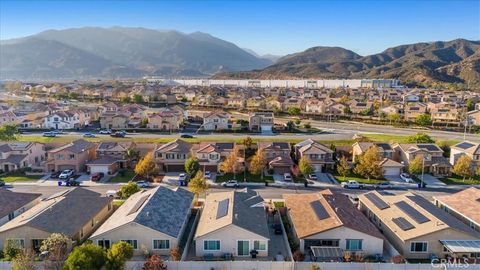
332;172;384;184
439;174;480;185
1;174;43;182
109;170;136;183
215;172;274;183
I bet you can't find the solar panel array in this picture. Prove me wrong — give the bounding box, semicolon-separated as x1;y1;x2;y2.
395;201;430;224
128;194;151;215
455;142;475;150
392;217;415;231
364;193;390;210
216;198;229;219
310;201;330;220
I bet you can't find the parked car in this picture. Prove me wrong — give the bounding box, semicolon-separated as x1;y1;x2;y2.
136;181;152;188
110;132;125;138
0;180;5;187
400;173;415;183
204;171;211;179
341;180;364;189
43;132;56;137
375;181;392;189
221;180;239;188
308;174;318;180
83;132;96;138
180;134;194;139
59;169;75;179
50;171;61;178
272;223;282;235
284;173;292;182
64;178;80;186
90;172;104;182
178;173;188;181
99;129;112;134
106;190;118;198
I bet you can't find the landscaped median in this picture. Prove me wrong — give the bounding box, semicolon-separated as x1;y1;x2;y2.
215;172;274;183
108;170;136;183
332;172;384;185
439;174;480;185
0;172;43;183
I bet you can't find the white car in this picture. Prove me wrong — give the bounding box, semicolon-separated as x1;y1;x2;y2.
221;180;239;188
204;171;211;179
284;173;292;182
59;169;75;179
106;190;118;198
179;173;188;181
341;180;365;189
308;174;318;180
374;181;392;189
99;129;112;134
400;173;415;183
136;181;152;188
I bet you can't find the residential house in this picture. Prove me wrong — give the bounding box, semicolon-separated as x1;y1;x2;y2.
0;142;46;173
155;139;192;172
352;142;403;176
100;112;129;129
257;142;293;174
284;190;384;260
294;139;334;172
392;143;451;176
147;111;180;131
466;110;480;126
0;189;41;226
46;139;96;172
202;111;230;131
44;111;80;129
249;112;274;132
194;189;270;258
349;100;373;115
193;142;235;172
434;188;480;233
450;141;480;168
0;188;113;251
358;191;480;260
227;97;246;109
305;99;326;114
86;142;136;175
404;103;428;122
430;106;461;124
0;111;19;126
90;187;193;255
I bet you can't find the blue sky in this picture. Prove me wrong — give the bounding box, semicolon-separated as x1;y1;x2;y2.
1;0;479;56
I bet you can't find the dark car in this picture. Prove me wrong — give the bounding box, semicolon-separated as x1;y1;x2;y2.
90;172;104;182
272;223;282;235
50;171;61;178
180;134;194;138
110;132;125;138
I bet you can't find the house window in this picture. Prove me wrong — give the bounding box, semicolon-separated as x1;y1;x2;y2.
204;240;220;251
209;154;219;160
97;239;111;249
346;239;363;251
253;240;266;251
121;240;138;249
471;253;480;258
153;240;170;250
6;239;25;248
410;242;428;253
8;212;15;221
319;240;339;247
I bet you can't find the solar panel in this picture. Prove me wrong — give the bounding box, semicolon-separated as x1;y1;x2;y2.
456;142;475;150
392;217;415;231
216;199;229;219
310;201;330;220
395;201;430;224
364;193;390;210
128;194;151;215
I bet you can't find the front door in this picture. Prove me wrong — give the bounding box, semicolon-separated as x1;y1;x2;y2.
237;240;249;256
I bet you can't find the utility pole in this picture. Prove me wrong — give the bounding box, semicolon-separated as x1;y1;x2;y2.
421;156;425;188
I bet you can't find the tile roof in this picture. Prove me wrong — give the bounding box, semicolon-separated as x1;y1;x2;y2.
0;154;28;165
195;188;269;239
284;190;383;239
0;189;41;218
434;187;480;227
451;141;480;154
91;187;193;239
49;139;96;154
0;188;112;237
257;142;290;151
156;139;191;153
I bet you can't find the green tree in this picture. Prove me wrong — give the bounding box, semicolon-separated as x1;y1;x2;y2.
466;98;475;111
67;92;79;100
408;156;423;175
3;240;22;260
0;124;19;141
415;114;432;126
188;170;208;199
140;118;149;128
242;136;253;150
406;132;435;143
304;122;311;129
337;156;350;180
353;147;383;180
343;107;352;115
64;244;106;270
220;146;241;179
299;156;314;176
105;241;134;270
134;152;159;180
249;149;266;178
121;96;131;103
452;155;473;181
286;121;295;131
11;250;36;270
133;94;144;104
388;113;401;123
185;157;200;176
117;181;140;199
287;107;301;116
40;233;72;270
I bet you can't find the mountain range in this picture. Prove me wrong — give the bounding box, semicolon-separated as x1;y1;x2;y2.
0;27;273;80
1;27;479;87
217;39;480;87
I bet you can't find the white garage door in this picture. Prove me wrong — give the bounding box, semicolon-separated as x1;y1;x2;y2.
383;167;401;176
89;165;110;175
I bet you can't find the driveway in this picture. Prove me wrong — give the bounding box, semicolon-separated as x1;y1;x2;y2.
272;173;294;186
418;174;446;186
161;172;182;186
316;173;337;184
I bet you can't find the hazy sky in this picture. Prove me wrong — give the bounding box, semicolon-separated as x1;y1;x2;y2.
1;0;479;56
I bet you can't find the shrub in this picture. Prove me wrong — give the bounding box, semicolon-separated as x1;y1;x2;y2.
3;240;22;261
64;243;106;270
293;250;305;261
143;254;167;270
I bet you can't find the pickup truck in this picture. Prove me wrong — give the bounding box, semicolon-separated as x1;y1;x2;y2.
341;180;365;189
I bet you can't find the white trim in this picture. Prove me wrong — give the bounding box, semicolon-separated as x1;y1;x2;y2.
96;239;111;249
120;239;138;250
203;240;221;251
152;239;170;250
253;240;267;251
6;238;26;248
409;241;428;253
236;239;250;256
